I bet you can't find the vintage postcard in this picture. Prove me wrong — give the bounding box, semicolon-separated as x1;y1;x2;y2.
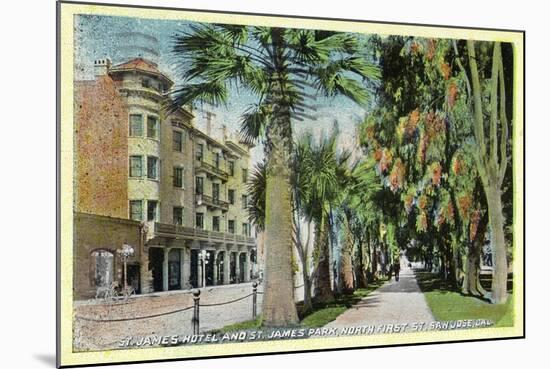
57;1;525;367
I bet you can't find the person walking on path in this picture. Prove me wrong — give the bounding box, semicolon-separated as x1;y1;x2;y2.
393;256;401;281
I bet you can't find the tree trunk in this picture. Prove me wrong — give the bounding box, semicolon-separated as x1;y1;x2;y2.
364;237;373;283
462;215;488;297
301;270;313;315
371;241;378;280
262;28;299;326
452;239;462;287
314;216;334;303
339;221;355;294
466;40;509;305
354;241;367;289
262;124;299;326
486;185;508;304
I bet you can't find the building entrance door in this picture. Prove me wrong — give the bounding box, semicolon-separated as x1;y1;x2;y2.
127;264;141;294
205;250;215;286
168;249;181;290
149;247;164;292
190;250;198;288
239;253;246;282
230;252;237;283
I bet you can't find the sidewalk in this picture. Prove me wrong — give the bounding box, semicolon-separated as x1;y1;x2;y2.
324;267;434;331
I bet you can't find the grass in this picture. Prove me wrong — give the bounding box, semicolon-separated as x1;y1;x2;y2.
213;279;387;333
209;317;262;334
415;271;514;328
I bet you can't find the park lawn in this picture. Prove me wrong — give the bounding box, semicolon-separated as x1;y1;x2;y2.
416;272;514;328
214;279;388;333
210;317;262;333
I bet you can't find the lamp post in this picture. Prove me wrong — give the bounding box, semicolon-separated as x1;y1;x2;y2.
199;250;210;288
117;243;135;290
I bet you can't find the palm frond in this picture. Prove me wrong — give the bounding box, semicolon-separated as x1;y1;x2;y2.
239;100;272;145
246;161;267;231
313;70;371;106
168;81;228;113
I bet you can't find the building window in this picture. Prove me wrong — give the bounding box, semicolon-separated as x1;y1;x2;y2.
147;156;158;180
212;183;220;202
173;130;183;152
214;152;221;168
196;144;204;161
196;213;204;229
141;78;150;88
242;223;250;237
228;220;235;234
173;167;183;188
195;176;204;195
129;200;143;221
147;116;159;139
242;195;248;210
129;114;143;137
228;189;235;205
228;161;235;176
147;200;158;222
212;216;220;232
129;156;142;177
91;250;114;287
173;207;183;225
242;168;248;183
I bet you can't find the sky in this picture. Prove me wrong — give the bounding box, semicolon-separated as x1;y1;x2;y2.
74;14;371;164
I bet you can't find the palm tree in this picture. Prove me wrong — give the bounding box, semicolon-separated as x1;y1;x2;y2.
298;129;345;303
338;158;381;292
171;24;379;326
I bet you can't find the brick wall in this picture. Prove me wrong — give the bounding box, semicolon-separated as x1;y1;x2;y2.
74;76;128;219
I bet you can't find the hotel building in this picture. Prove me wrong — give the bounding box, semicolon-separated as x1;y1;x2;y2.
73;57;257;298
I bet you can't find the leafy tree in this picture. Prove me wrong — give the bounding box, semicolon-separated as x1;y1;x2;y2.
454;40;513;303
359;35;513;304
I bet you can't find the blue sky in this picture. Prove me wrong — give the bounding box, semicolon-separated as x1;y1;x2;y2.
74;14;371;164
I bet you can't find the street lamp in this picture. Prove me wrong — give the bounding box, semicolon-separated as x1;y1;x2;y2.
117;243;135;290
199;250;210;288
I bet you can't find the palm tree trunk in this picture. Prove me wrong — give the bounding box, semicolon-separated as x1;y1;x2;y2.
354;240;367;288
262;118;299;326
315;216;334;303
370;239;378;280
302;271;313;315
340;220;355;294
262;28;299;326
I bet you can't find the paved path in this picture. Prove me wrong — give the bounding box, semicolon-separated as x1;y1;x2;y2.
324;267;434;332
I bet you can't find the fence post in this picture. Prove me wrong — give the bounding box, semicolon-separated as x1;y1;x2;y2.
192;289;200;335
252;281;257;319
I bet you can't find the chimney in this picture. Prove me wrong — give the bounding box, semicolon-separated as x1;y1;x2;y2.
94;58;111;77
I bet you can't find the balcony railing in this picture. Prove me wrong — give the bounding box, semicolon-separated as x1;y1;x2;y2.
195;159;229;182
195;193;229;211
154;222;255;245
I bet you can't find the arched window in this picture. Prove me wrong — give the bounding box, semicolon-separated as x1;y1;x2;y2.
91;250;114;287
